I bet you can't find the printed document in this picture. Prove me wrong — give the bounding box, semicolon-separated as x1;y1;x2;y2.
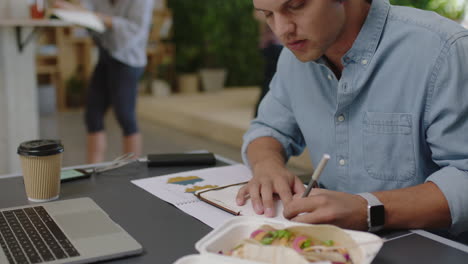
131;164;287;228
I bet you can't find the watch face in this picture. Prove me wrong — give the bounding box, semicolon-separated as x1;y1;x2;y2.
370;205;385;227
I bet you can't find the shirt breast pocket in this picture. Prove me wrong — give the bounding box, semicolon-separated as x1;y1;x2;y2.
363;112;416;181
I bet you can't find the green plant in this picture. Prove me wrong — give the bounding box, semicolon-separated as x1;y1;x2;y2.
198;2;228;68
168;1;204;73
169;0;263;86
65;67;86;107
390;0;467;20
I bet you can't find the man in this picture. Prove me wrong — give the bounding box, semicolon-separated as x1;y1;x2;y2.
237;0;468;236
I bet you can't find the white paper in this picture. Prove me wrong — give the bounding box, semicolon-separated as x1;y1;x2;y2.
52;9;105;33
198;184;286;221
132;164;252;205
178;202;234;229
131;164;286;228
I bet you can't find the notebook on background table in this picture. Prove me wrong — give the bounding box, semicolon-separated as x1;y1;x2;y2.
0;198;142;264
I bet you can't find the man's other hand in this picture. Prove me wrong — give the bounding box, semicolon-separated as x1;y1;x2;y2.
236;161;305;217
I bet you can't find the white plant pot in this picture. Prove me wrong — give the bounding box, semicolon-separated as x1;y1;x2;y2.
151;79;171;97
178;73;199;94
199;68;227;92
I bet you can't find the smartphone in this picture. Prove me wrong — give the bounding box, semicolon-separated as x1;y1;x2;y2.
60;169;92;182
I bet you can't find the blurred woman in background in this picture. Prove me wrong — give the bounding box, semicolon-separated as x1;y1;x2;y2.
54;0;154;163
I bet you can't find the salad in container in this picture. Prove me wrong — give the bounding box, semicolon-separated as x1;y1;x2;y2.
174;216;383;264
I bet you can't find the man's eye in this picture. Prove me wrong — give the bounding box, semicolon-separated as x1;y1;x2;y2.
289;0;305;10
263;11;273;18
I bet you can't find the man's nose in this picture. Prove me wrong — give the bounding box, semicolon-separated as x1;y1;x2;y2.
274;14;295;39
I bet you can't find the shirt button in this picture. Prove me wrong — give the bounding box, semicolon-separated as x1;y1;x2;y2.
327;74;333;80
361;59;368;65
338;115;345;122
339;159;346;166
342;83;348;91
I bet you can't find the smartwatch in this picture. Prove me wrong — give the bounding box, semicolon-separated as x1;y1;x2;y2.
357;192;385;232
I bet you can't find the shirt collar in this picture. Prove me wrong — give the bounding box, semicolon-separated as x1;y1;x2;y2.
313;0;391;68
343;0;391;65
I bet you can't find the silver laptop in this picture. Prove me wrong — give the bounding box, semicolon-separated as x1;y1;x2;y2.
0;198;142;264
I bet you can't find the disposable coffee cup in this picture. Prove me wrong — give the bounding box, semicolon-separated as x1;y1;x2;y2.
17;140;64;202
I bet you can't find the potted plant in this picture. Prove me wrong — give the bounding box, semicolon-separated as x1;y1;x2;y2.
169;1;204;93
197;2;229;92
176;44;202;93
169;0;263;91
65;66;86;108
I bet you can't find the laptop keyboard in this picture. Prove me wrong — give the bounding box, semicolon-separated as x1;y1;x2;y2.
0;206;80;264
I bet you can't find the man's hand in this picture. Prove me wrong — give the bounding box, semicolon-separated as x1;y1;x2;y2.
236;160;305;217
284;189;368;230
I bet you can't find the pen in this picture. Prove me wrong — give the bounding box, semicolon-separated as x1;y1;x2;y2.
302;154;330;198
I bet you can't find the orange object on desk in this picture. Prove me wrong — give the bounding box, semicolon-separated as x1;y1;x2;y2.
30;0;46;19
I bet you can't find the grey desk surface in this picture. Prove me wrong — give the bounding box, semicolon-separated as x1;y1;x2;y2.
1;160;468;264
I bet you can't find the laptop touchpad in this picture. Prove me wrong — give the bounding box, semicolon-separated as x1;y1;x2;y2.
54;210;122;239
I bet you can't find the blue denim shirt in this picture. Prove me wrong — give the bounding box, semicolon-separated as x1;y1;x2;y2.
242;0;468;234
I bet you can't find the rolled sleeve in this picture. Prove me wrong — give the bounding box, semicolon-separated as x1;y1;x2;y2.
242;121;304;168
426;167;468;235
242;72;305;168
425;35;468;234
